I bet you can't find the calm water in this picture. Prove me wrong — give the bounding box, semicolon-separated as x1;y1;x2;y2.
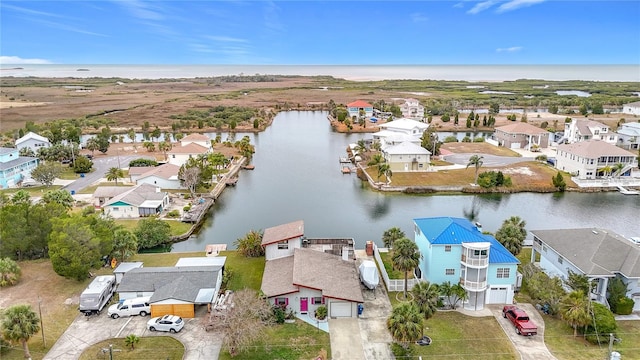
171;111;640;252
2;64;639;82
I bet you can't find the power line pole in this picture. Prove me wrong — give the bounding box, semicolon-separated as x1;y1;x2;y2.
38;296;45;347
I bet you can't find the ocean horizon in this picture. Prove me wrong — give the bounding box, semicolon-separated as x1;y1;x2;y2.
1;64;639;82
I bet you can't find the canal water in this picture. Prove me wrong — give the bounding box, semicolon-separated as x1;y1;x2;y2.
171;111;640;252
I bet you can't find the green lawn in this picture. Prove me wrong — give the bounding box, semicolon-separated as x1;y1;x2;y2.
0;185;62;197
378;250;404;279
79;336;184;360
114;219;193;237
217;320;330;360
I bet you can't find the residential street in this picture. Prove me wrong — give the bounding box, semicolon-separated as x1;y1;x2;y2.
63;155;148;194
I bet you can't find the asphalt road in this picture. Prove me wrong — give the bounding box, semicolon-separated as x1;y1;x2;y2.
63;155;148;194
443;153;534;167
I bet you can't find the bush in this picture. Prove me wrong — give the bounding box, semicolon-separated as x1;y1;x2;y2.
315;305;328;320
585;302;617;344
183;205;192;212
166;210;180;218
613;297;635;315
461;136;471;143
273;306;286;324
0;257;22;287
477;171;511;188
129;158;159;167
443;136;458;143
473;137;485;142
390;342;414;357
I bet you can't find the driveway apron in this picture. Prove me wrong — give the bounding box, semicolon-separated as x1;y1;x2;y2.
490;304;557;360
329;318;366;360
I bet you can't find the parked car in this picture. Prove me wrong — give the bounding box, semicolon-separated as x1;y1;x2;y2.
108;296;151;319
502;305;538;336
147;315;184;333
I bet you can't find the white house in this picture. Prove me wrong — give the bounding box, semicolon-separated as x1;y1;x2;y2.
622;101;640;116
564;118;617;145
555;140;637;179
383;141;431;172
0;147;39;189
347;100;374;119
135;163;183;189
180;133;212;149
374;118;430;150
102;183;169;218
15;132;50;154
414;217;520;311
531;228;640;312
261;220;304;261
400;98;424;120
167;142;210;166
616;122;640;151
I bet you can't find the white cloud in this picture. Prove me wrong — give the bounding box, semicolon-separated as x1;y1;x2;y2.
1;3;64;18
497;0;546;13
453;3;465;9
204;35;248;43
411;12;428;23
0;56;52;64
496;46;523;53
112;0;165;21
467;0;498;14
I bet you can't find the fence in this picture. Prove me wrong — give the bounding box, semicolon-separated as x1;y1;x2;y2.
372;244;420;292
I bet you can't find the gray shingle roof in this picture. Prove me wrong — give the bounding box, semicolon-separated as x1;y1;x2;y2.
531;228;640;278
104;183;166;207
556;140;635;158
261;220;304;246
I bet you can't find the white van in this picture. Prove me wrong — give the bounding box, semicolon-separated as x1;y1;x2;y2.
107;296;151;319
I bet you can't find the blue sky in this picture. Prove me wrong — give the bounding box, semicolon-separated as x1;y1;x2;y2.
1;0;639;65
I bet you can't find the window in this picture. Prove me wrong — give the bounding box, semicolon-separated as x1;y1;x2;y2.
473;250;488;256
275;298;288;306
312;297;324;304
445;268;455;276
558;256;563;264
113;207;119;211
445;245;451;252
497;268;510;278
277;241;288;250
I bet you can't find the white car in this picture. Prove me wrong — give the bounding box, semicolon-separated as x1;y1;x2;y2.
147;315;184;333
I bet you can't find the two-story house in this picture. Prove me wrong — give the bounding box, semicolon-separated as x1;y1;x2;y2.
0;147;39;189
414;217;520;311
383;141;431;172
400;98;425;120
492;122;551;150
374;118;430;148
15;132;51;154
260;220;363;319
564;118;617;145
555;140;637;179
167;134;211;166
616;122;640;151
622;101;640;116
346;100;374;120
531;228;640;312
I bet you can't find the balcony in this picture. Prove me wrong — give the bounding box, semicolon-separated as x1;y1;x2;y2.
459;278;487;291
461;254;488;268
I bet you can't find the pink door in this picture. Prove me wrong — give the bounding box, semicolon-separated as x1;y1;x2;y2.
300;297;308;313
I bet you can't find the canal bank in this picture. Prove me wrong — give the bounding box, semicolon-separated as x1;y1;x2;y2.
170;111;640;253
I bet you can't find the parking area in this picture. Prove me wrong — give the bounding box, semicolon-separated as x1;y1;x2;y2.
488;304;556;360
44;305;223;360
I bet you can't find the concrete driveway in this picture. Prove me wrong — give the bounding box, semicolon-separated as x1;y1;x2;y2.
443;153;534;167
489;304;557;360
44;306;222;360
358;282;394;360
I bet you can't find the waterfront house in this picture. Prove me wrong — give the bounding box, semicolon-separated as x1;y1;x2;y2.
400;98;425;120
616;122;640;151
530;228;640;312
116;264;223;318
15;132;50;154
180;133;212;149
492;122;551;150
261;220;305;261
0;147;39;189
383;141;431;172
167;142;210;166
135;163;183;189
261;247;364;318
374;118;430;151
564;118;617;145
347;100;374;120
414;217;520;311
555;140;637;180
101;183;169;218
93;186;131;207
622;101;640;116
128;166;155;183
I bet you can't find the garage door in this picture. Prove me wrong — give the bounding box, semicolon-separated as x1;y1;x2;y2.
330;302;352;318
487;287;508;304
151;304;195;318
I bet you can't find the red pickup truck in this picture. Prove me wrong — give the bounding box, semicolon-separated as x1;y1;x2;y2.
502;305;538;336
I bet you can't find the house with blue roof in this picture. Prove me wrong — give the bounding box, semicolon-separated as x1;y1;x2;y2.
414;217;520;311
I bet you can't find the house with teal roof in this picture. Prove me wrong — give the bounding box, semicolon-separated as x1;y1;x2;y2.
414;217;520;311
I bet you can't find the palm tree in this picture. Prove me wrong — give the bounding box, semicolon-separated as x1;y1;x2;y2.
560;291;591;337
106;167;125;186
467;155;484;185
392;238;422;299
124;334;140;350
0;257;22;287
367;153;384;167
612;162;625;177
411;281;440;320
387;303;423;343
158;141;172;161
1;304;41;359
355;139;368;158
382;227;405;248
495;216;527;256
377;163;390;182
599;165;612;178
113;229;138;261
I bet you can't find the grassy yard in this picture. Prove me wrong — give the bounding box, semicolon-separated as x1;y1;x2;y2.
114;218;193;237
378;250;404;279
441;142;521;157
218;320;330;360
78;337;184;360
0;185;62;197
388;292;516;360
79;182;133;194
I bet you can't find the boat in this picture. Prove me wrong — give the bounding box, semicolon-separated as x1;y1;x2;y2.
76;68;90;71
242;164;255;170
341;167;351;174
617;186;639;195
358;260;379;290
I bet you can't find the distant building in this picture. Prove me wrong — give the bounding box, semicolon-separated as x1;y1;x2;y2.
622;101;640;116
15;132;50;154
400;98;424;120
0;147;39;189
616;122;640;151
564;118;617;145
347;100;374;119
492;122;551;150
135;163;183;189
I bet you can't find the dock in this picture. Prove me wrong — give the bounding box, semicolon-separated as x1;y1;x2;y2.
225;177;239;186
617;185;639;195
242;164;255;170
342;166;352;174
